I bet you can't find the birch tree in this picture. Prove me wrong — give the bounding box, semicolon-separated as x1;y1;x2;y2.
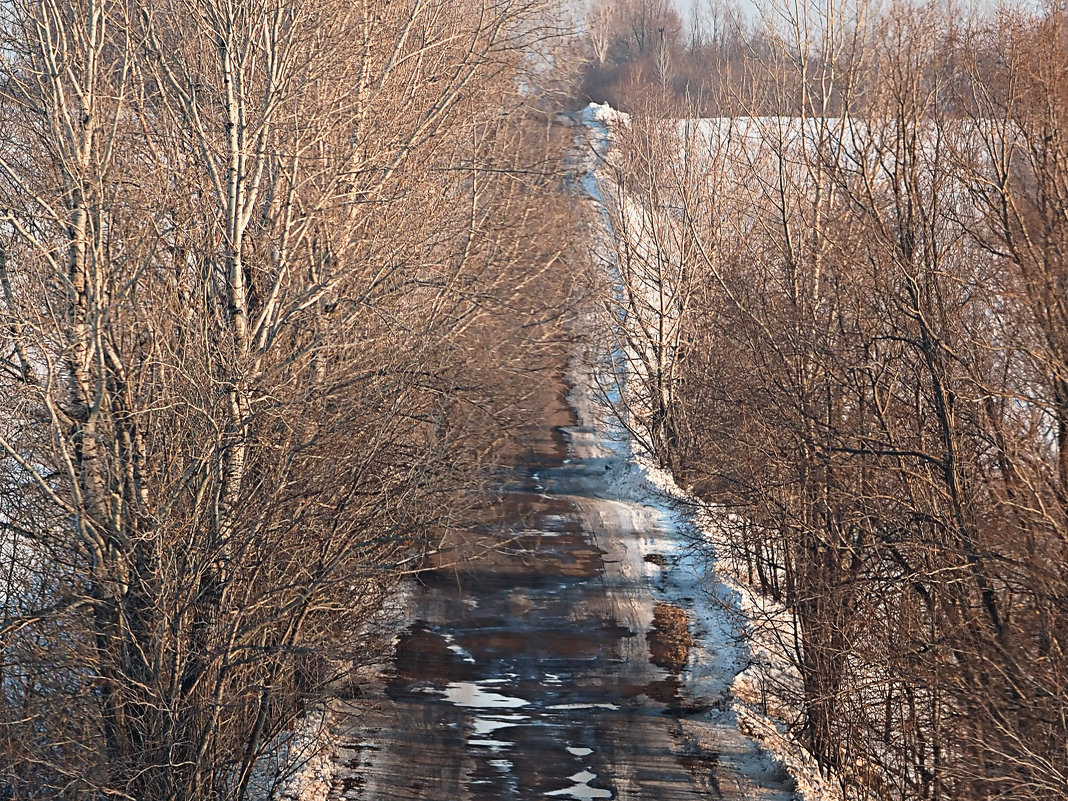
0;0;574;796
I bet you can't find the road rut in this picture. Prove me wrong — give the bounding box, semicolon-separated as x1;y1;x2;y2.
331;375;794;801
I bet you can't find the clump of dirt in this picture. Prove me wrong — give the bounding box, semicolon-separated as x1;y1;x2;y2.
646;602;693;673
643;553;667;567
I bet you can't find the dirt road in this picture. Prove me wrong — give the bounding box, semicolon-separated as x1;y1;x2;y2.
329;374;794;801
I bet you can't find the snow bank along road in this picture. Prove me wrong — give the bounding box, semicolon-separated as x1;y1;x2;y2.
326;366;795;800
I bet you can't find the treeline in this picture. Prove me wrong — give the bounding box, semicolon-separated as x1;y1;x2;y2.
0;0;577;797
578;0;993;118
593;1;1068;799
579;0;754;113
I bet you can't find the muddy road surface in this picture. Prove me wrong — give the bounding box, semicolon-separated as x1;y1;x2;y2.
333;377;794;801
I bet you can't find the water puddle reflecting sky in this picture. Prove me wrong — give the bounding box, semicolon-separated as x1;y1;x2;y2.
442;681;530;709
544;770;614;799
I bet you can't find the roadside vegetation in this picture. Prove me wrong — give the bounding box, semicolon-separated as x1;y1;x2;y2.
0;0;581;796
581;1;1068;799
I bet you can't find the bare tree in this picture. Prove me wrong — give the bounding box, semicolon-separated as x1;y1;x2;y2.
593;92;722;468
0;0;576;797
585;2;1068;799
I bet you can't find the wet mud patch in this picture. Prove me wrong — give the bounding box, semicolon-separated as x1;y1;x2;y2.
458;617;632;662
545;544;607;577
646;603;694;673
621;676;683;708
386;622;476;694
620;677;710;717
492;532;606;579
675;743;725;797
497;493;581;522
419;527;605;585
337;773;364;799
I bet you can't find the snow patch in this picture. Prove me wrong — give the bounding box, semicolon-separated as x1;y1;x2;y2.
544;769;614;799
442;681;530;709
245;708;339;801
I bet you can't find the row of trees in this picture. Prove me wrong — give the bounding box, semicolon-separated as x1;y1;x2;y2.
593;1;1068;799
0;0;577;797
579;0;778;113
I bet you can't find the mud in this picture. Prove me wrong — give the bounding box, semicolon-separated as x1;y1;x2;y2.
328;373;794;801
646;603;693;674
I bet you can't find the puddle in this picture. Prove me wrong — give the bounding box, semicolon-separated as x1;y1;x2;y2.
467;713;527;749
472;714;528;736
549;784;613;799
469;738;515;748
388;623;476;690
566;746;593;757
443;633;477;664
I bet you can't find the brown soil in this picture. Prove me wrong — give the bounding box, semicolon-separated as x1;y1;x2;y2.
647;602;694;673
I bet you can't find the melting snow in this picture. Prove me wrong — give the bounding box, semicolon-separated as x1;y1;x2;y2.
442;681;529;709
544;769;613;799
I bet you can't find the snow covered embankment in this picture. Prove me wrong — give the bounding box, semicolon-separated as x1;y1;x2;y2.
576;101;842;801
